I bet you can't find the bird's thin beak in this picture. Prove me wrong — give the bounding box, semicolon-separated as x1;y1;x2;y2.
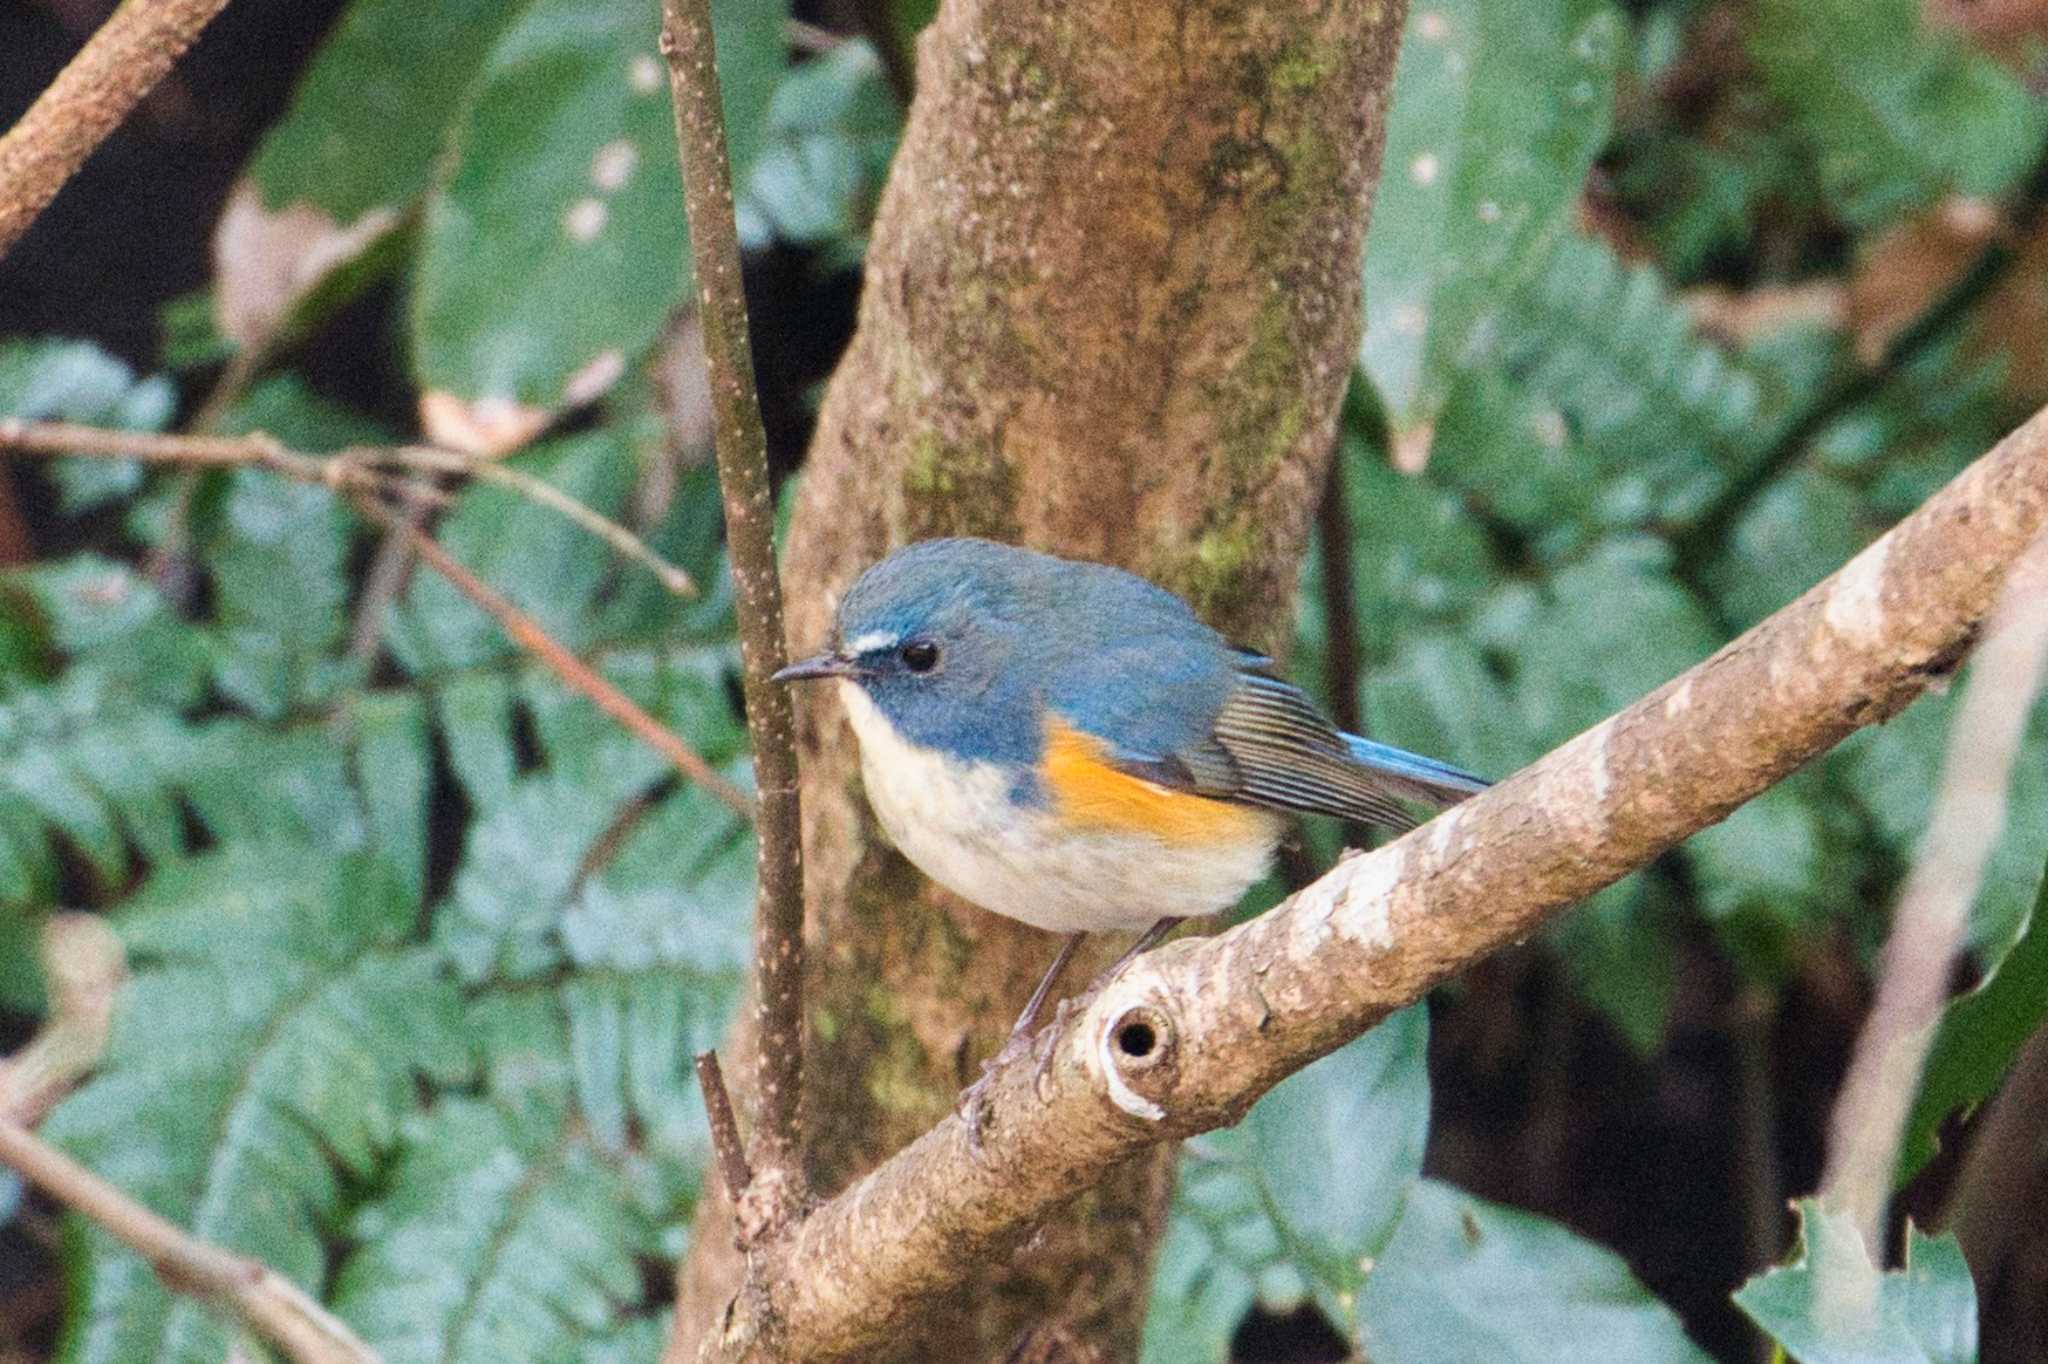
773;652;857;683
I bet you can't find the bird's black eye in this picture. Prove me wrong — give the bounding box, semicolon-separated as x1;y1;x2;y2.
900;639;940;673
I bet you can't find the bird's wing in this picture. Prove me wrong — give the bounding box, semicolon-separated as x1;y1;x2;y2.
1105;657;1488;832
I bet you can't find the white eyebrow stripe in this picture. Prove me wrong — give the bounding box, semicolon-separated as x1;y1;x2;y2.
845;630;898;654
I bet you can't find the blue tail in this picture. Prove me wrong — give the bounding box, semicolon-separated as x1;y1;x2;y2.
1341;733;1491;809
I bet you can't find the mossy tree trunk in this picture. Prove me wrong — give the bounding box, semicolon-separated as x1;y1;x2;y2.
674;0;1410;1355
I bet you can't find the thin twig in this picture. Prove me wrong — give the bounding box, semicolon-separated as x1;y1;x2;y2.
393;446;696;596
0;422;694;592
695;1051;754;1203
346;502;428;669
1819;531;2048;1256
0;1118;381;1364
0;419;333;480
662;0;810;1214
0;0;234;260
353;498;755;819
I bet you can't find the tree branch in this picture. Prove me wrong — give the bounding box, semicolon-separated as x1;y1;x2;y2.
661;0;810;1216
1820;530;2048;1254
0;0;233;260
0;1118;380;1364
690;407;2048;1362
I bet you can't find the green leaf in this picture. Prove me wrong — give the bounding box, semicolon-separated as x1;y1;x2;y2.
1359;1179;1713;1362
434;669;523;811
1899;867;2048;1181
1363;631;1528;782
1361;0;1620;446
1751;0;2048;229
176;719;368;853
1485;232;1773;527
0;339;174;513
1143;1007;1430;1362
436;773;628;983
1700;470;1868;632
1548;876;1678;1056
739;41;903;256
354;688;432;905
1339;438;1501;655
219;0;517;352
201;469;352;716
0;897;41;1012
45;845;467;1364
1507;538;1722;752
332;1096;658;1364
1734;1200;1977;1364
246;0;517;224
411;0;788;423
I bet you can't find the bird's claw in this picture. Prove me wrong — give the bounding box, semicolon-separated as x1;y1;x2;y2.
959;1000;1077;1159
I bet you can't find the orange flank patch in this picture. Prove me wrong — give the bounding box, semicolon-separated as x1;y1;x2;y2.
1042;717;1269;845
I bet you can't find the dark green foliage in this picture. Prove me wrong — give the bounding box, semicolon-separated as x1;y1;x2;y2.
1357;1181;1713;1362
1142;1006;1431;1363
1735;1202;1978;1363
5;0;2048;1357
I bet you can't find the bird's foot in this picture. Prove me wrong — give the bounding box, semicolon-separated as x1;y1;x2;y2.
959;999;1078;1159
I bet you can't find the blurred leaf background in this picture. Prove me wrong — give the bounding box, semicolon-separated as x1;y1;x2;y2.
1;0;2046;1360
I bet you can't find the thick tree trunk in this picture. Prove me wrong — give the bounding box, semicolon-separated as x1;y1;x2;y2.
672;0;1409;1355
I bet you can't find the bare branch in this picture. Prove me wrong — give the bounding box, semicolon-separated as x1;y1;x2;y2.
694;1052;754;1206
0;0;233;260
688;409;2048;1362
392;446;696;596
0;422;699;595
1820;531;2048;1254
661;0;810;1215
0;1117;381;1364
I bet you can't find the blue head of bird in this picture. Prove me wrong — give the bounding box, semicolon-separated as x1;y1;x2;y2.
773;538;1285;934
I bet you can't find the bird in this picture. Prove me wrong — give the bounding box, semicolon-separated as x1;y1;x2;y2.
774;537;1488;1125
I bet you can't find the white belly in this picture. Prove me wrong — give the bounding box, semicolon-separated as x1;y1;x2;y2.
838;682;1278;934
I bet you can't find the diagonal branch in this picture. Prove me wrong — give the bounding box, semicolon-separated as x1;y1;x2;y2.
661;0;810;1217
0;1117;380;1364
0;0;234;260
692;408;2048;1362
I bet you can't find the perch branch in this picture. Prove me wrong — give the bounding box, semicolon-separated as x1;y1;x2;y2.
688;408;2048;1363
0;1118;381;1364
662;0;810;1214
1820;531;2048;1254
0;0;233;260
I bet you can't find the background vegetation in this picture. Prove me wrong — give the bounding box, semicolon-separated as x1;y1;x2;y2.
1;0;2045;1360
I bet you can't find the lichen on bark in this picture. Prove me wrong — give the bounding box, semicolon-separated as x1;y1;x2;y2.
669;0;1412;1356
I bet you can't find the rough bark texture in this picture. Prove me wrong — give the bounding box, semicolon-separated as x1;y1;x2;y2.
0;0;234;260
669;0;1410;1357
692;400;2048;1364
